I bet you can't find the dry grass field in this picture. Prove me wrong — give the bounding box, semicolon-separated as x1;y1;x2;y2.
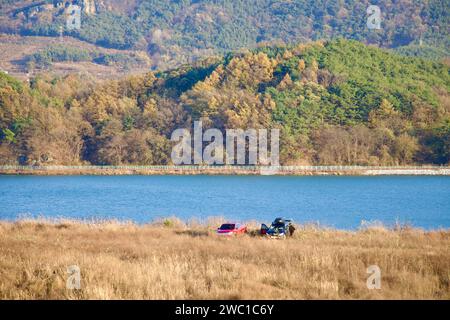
0;219;449;300
0;34;149;80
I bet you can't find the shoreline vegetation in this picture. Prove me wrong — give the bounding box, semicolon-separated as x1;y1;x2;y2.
0;218;449;299
0;165;450;176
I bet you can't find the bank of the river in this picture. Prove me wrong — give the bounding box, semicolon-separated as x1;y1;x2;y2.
0;219;449;299
1;165;450;176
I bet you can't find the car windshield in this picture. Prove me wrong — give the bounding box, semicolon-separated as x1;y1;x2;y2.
219;224;235;230
272;223;285;228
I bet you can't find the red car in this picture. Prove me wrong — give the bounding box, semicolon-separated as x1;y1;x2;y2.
216;223;247;236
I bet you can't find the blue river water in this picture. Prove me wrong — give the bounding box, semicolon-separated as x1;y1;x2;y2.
0;175;449;229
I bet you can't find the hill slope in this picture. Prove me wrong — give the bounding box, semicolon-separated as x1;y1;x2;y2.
0;0;448;72
0;39;449;166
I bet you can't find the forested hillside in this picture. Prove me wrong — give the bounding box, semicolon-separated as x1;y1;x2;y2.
1;39;449;166
0;0;448;70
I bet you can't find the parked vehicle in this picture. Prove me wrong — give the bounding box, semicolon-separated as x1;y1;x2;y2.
261;218;295;239
216;223;247;236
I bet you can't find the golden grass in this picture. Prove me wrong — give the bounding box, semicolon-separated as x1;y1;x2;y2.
0;219;449;300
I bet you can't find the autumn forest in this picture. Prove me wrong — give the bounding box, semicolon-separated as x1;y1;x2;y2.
0;39;449;166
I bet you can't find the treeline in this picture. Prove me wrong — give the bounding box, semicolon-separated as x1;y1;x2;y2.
0;39;449;166
1;0;448;69
393;45;449;61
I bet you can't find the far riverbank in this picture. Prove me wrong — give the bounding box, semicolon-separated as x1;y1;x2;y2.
0;165;449;176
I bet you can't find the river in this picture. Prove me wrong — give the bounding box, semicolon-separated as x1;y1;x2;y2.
1;175;449;229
